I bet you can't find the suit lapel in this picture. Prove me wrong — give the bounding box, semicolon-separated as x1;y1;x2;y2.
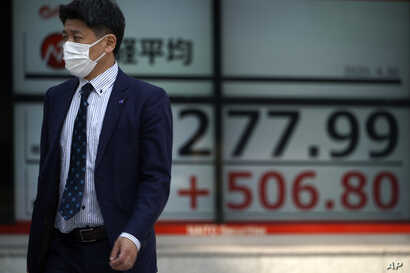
95;69;130;169
49;78;79;153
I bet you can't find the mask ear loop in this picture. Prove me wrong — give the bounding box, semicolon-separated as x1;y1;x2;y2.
90;35;109;63
94;52;107;63
89;34;109;47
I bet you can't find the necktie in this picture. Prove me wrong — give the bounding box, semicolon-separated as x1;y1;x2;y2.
59;83;93;220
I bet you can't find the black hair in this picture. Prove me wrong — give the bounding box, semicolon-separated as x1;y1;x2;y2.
59;0;125;57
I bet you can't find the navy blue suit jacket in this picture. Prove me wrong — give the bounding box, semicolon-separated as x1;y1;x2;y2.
27;69;173;273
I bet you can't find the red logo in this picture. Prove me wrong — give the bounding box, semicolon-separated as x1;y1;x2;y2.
41;33;65;69
39;5;59;19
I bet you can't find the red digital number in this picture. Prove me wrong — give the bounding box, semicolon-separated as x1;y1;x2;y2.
341;171;399;210
292;171;318;210
227;170;318;211
259;171;285;210
341;171;367;210
373;171;399;209
227;172;252;209
226;170;399;212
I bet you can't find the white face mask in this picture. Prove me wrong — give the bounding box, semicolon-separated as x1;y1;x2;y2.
63;35;107;78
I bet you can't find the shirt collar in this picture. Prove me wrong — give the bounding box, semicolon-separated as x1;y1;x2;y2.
78;62;119;96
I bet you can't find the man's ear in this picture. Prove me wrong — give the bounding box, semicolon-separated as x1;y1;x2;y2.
105;34;117;54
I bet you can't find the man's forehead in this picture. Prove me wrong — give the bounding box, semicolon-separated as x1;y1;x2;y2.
63;19;89;33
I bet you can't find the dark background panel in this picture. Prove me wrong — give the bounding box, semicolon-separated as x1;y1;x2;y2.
2;0;13;223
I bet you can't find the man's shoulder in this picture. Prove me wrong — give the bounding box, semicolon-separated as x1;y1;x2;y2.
45;77;78;98
122;73;168;101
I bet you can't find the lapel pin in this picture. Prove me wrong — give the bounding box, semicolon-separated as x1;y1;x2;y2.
118;98;125;104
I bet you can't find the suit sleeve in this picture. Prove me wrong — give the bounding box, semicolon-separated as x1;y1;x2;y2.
38;90;51;176
123;89;173;246
27;89;50;272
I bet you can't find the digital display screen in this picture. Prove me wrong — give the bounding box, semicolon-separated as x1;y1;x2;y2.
13;0;410;224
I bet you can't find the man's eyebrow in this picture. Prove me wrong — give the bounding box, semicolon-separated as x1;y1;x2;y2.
62;30;82;35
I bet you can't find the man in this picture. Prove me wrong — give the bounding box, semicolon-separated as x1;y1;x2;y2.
27;1;172;272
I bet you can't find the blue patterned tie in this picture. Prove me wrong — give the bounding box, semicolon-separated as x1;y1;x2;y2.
59;83;93;220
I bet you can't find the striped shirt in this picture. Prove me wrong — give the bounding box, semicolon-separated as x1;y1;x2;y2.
55;62;140;249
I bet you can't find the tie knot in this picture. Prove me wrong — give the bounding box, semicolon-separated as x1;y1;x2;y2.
80;83;94;101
